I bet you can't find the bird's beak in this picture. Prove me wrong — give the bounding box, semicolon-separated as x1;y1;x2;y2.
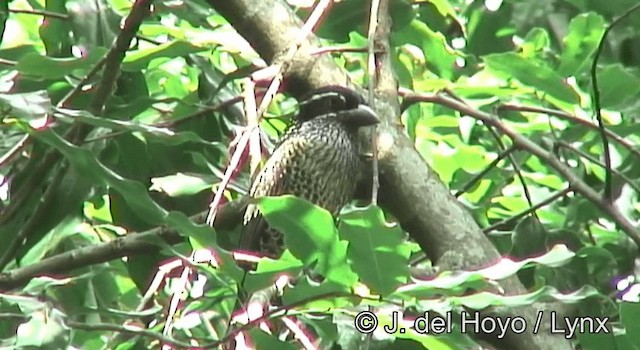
340;104;380;127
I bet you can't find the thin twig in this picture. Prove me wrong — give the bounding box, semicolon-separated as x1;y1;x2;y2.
454;145;517;198
310;46;373;55
0;163;66;270
162;256;193;347
255;0;334;118
0;58;17;66
498;104;640;161
206;131;251;225
401;89;640;245
67;321;197;349
483;187;573;233
486;124;544;231
9;8;68;20
0;135;30;168
589;2;640;202
244;80;262;177
556;141;640;194
366;0;382;206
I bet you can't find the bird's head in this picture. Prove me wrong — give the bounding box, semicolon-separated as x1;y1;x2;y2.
297;86;379;128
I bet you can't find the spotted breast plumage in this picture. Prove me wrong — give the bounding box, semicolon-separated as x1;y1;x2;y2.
239;86;379;260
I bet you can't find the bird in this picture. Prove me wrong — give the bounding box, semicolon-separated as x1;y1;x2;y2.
238;85;379;261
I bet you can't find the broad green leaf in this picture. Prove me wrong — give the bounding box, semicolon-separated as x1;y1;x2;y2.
392;19;458;80
15;308;69;349
418;0;456;18
448;285;600;309
39;1;72;57
282;278;356;308
258;195;357;286
257;196;357;286
150;172;214;196
155;0;216;29
557;13;605;77
596;64;640;108
19;216;86;266
484;52;579;103
243;251;303;293
0;90;51;122
29;128;216;244
521;28;550;57
32;128;168;223
65;0;120;51
257;196;335;262
339;206;412;296
248;329;297;350
620;302;640;345
123;41;208;71
16;49;106;79
393;245;576;300
54;108;219;146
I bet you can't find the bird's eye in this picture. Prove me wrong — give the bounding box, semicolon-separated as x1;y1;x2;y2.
331;97;345;110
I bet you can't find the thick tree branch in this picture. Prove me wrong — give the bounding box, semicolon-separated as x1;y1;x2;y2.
0;200;245;290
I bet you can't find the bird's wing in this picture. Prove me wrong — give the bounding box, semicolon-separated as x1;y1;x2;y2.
238;136;308;252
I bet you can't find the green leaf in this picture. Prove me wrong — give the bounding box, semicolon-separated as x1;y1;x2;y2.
19;216;85;266
257;196;357;286
393;245;576;300
0;90;51;122
16;49;106;79
29;127;215;244
257;196;335;261
54;108;218;146
447;285;600;309
596;64;640;108
620;302;640;346
248;329;297;350
282;278;355;308
557;13;605;77
15;308;69;349
65;0;120;50
521;28;550;56
510;216;547;259
243;251;303;293
339;206;412;296
122;41;208;71
483;52;579;103
392;19;458;80
150;172;214;196
39;1;72;57
32;128;168;223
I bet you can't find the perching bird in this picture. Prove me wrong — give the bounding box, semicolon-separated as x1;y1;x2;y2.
239;85;379;260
